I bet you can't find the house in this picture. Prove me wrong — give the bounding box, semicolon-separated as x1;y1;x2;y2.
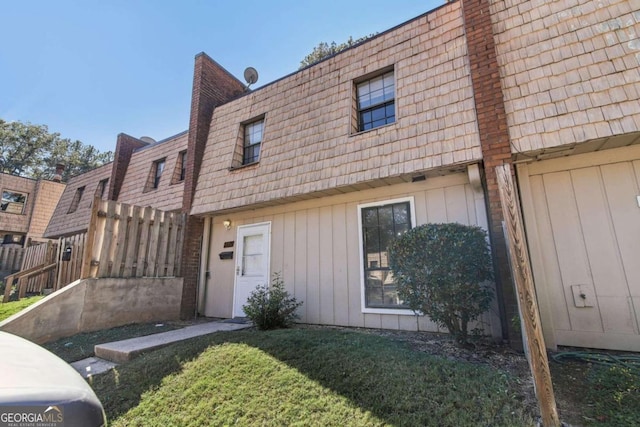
44;131;188;239
489;0;640;351
0;171;65;246
187;2;502;336
37;0;640;351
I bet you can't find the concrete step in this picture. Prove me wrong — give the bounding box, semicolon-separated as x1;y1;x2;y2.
71;357;118;378
94;321;252;363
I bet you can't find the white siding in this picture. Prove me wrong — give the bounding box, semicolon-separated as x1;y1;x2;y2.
202;172;498;334
518;145;640;351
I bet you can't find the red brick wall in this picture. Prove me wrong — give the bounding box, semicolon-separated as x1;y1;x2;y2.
461;0;519;346
180;53;247;319
109;134;148;201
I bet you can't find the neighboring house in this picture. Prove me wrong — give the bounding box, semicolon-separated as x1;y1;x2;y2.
0;172;65;246
44;163;113;238
490;0;640;351
40;0;640;351
116;131;188;212
44;131;188;239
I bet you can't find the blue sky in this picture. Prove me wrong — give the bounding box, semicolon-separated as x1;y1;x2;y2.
1;1;443;153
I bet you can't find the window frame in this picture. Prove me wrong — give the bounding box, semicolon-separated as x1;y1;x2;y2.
179;151;186;181
0;190;28;215
67;186;85;214
95;179;109;200
357;196;416;315
144;158;167;192
153;159;166;189
171;150;187;184
242;118;264;165
355;69;396;133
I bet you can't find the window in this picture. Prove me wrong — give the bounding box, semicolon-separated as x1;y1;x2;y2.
153;159;165;188
68;186;85;213
358;197;415;313
243;119;263;165
1;190;27;214
172;151;187;184
95;179;108;199
356;70;395;131
179;151;186;181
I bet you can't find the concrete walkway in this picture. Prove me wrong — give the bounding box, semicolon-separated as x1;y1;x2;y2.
71;320;252;378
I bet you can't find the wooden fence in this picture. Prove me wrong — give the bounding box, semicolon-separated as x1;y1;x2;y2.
55;232;86;290
0;246;24;272
3;198;185;302
21;241;58;294
83;198;185;279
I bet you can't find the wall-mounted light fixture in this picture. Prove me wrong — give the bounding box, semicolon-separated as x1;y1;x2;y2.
223;219;232;230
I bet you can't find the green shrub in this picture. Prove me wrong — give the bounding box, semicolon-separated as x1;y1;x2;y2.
389;223;494;345
243;273;303;330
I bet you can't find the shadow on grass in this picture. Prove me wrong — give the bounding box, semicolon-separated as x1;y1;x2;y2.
91;327;533;426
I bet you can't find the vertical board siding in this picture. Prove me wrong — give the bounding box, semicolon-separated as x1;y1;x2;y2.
306;209;321;325
331;204;350;326
206;174;497;334
521;153;640;351
294;211;308;320
318;205;335;325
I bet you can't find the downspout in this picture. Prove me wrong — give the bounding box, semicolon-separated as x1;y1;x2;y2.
196;216;212;316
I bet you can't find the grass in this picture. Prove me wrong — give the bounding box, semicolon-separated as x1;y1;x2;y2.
0;295;43;321
87;328;534;427
43;322;183;363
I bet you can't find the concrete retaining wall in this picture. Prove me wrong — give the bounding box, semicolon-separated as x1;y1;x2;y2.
0;277;183;344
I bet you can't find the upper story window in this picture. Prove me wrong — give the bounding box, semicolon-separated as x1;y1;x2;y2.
1;190;27;214
356;70;395;132
179;151;186;181
68;186;85;213
243;119;263;165
153;159;165;188
358;197;415;314
144;158;166;193
172;150;187;184
95;179;108;200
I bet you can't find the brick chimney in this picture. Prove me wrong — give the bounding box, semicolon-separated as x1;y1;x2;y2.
53;164;65;182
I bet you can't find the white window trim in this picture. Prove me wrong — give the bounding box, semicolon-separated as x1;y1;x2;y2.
357;196;417;315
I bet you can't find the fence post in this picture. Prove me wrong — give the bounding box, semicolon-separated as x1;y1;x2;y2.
496;164;560;427
81;197;101;279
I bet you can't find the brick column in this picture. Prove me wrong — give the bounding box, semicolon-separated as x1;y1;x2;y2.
461;0;520;346
109;134;148;200
180;53;247;319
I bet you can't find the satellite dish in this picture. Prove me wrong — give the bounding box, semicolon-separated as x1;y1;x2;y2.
244;67;259;87
140;136;156;144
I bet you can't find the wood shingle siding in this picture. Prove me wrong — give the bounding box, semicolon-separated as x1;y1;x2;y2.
491;0;640;154
44;163;113;238
191;2;481;215
117;131;188;212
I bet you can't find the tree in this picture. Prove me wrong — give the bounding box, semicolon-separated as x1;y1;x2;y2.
388;223;494;345
299;34;376;69
0;119;113;181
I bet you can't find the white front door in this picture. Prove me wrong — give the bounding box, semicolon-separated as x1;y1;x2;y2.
233;222;271;318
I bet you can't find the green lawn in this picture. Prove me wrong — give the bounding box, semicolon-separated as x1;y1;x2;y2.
91;328;534;427
0;295;43;322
